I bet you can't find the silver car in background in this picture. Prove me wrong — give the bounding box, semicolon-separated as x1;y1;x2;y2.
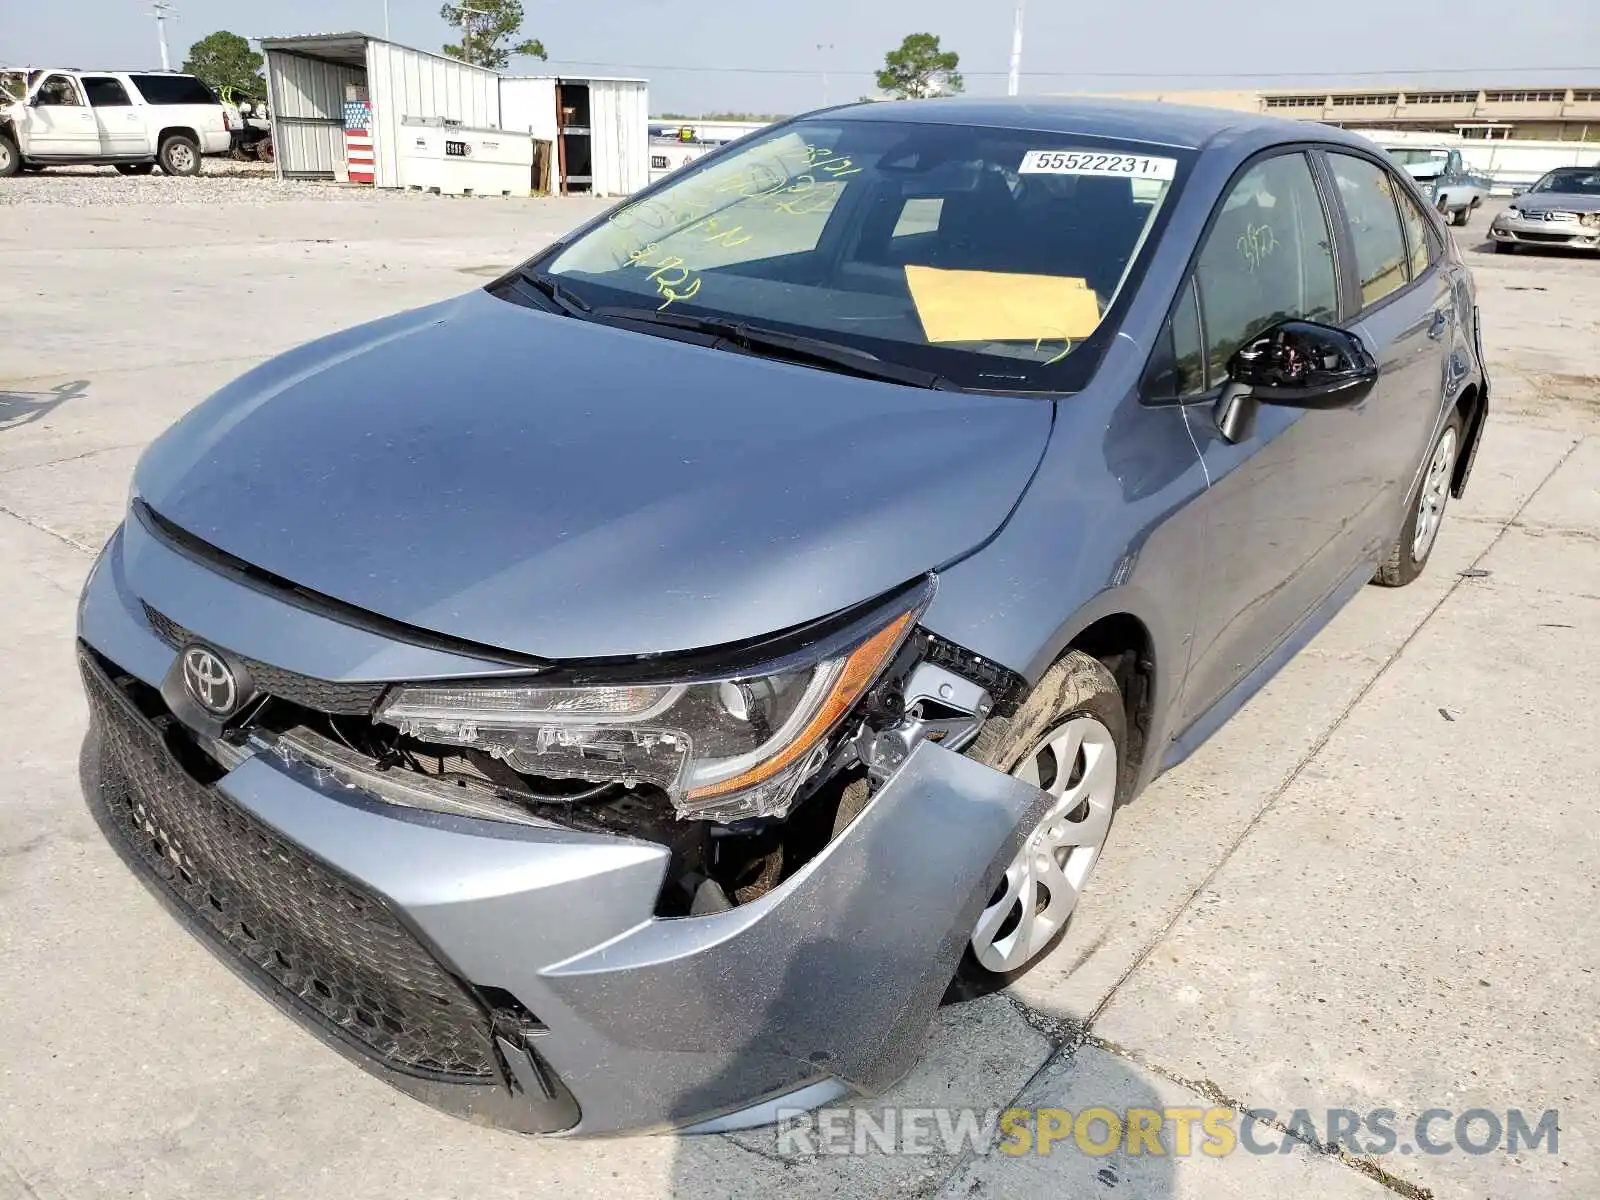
1491;166;1600;253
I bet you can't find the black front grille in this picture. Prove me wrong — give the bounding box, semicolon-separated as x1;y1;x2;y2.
1514;230;1578;244
83;654;499;1081
142;602;386;716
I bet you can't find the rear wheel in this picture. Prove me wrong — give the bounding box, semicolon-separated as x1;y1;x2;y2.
947;652;1127;998
0;133;19;178
1375;410;1464;588
255;136;275;164
114;163;155;176
157;135;201;176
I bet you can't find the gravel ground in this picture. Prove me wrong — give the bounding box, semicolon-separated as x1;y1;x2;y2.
0;160;432;207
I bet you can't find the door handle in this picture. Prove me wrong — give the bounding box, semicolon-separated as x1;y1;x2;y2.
1428;308;1450;340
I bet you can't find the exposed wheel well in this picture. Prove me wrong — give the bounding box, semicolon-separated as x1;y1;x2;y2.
1451;383;1481;495
158;126;199;149
1066;614;1155;783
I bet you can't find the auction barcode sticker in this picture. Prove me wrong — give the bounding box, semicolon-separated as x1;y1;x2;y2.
1019;150;1177;180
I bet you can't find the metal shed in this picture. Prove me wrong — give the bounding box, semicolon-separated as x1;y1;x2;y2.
500;75;649;196
260;32;500;187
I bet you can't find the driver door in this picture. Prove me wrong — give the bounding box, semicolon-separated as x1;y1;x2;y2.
1169;149;1373;735
27;74;97;156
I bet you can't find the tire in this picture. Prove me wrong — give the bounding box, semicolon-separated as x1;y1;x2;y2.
255;136;275;164
156;134;201;176
114;163;155;176
1452;205;1470;228
1495;241;1517;255
0;132;19;178
946;651;1129;999
1374;410;1465;588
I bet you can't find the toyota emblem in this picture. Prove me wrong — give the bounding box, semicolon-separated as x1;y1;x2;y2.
182;646;238;716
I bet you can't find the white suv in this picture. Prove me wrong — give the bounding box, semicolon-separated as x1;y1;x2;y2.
0;69;231;177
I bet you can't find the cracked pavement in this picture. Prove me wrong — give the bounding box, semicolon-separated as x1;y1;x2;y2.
1;189;1596;1199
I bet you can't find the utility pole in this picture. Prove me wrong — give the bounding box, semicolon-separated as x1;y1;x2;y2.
1007;0;1025;97
456;5;485;65
383;0;390;39
147;0;175;71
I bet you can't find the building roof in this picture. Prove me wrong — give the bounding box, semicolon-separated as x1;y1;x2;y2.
829;95;1323;151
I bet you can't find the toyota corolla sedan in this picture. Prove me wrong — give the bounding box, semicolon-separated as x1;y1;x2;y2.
1490;165;1600;253
77;99;1487;1135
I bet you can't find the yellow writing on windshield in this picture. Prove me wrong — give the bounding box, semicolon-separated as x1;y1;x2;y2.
905;266;1102;347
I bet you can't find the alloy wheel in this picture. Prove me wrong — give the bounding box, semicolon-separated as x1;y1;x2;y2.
971;716;1117;974
1412;426;1458;563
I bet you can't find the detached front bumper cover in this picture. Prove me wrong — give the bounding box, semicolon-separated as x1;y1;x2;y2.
78;535;1049;1133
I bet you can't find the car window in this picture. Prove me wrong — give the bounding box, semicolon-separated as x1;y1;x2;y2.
1531;169;1600;195
82;77;132;107
35;75;82;106
1146;278;1206;400
1328;154;1410;308
1393;186;1437;280
127;74;218;105
1192;152;1339;382
543;120;1191;391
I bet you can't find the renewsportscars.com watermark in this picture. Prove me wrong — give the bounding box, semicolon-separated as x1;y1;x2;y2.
774;1105;1561;1158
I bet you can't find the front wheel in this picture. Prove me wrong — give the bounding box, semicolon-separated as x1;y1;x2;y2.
1452;205;1470;227
1374;410;1464;588
157;135;201;176
947;652;1127;998
0;133;19;178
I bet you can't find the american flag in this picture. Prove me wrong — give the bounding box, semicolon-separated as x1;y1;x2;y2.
343;100;374;184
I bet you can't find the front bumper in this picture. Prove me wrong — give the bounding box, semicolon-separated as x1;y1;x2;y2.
1489;214;1600;249
77;521;1047;1134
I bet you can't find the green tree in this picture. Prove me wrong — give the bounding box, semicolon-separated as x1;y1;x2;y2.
875;33;963;100
182;31;264;97
440;0;547;70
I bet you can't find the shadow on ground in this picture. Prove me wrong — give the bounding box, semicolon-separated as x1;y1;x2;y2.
0;380;89;432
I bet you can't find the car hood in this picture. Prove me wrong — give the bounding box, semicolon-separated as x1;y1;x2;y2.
1514;193;1600;215
135;290;1053;661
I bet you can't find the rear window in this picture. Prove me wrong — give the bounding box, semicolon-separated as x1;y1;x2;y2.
127;74;218;105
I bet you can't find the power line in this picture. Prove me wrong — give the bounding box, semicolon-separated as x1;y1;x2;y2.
540;59;1600;81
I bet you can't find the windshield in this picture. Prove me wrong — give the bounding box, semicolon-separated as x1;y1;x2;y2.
539;118;1190;390
1531;168;1600;195
1384;148;1450;169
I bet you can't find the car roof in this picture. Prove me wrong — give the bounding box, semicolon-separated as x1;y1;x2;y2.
827;95;1352;153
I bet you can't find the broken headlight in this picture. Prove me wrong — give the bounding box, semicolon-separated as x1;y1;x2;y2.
376;591;926;823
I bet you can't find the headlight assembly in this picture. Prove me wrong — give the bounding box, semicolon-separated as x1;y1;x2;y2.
1505;207;1521;220
377;585;930;823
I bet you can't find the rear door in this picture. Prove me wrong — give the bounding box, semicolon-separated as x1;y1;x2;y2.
81;75;146;156
25;74;97;156
1322;150;1453;546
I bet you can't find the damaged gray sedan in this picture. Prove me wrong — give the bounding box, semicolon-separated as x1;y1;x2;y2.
77;98;1487;1134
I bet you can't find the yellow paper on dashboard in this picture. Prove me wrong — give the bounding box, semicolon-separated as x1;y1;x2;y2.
905;265;1102;344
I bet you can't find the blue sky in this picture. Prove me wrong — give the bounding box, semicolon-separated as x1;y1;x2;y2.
5;0;1599;115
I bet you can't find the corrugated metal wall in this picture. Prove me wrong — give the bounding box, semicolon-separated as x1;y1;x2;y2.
588;80;649;197
264;50;364;178
366;40;501;188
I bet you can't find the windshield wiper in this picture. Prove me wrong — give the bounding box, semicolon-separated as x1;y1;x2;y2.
511;269;592;317
588;306;947;389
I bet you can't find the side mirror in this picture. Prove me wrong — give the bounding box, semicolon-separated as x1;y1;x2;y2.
1214;320;1379;443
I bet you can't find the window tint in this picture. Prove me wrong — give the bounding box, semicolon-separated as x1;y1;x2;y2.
127;74;218;105
1329;154;1409;307
1394;186;1437;280
1146;279;1206;400
35;75;82;106
1193;152;1338;381
82;76;131;107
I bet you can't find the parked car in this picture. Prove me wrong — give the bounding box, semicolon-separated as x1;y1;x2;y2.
0;68;230;177
77;98;1487;1135
1489;166;1600;253
1380;144;1488;226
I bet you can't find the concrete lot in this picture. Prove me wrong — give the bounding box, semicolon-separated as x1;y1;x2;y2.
1;183;1597;1199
